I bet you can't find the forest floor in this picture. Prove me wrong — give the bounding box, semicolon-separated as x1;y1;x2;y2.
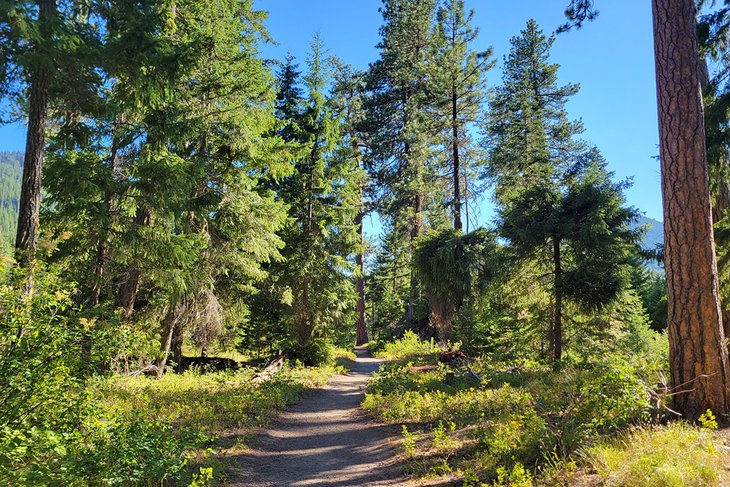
224;347;411;487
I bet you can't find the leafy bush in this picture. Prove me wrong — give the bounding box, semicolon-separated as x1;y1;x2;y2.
0;267;85;430
363;336;678;485
284;337;334;366
373;330;441;363
0;268;192;486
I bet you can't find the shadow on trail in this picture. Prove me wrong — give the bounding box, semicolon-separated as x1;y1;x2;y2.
226;348;409;487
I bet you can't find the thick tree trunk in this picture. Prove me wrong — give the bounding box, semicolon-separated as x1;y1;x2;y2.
653;0;730;419
355;211;368;345
552;235;563;367
452;87;462;232
15;0;57;269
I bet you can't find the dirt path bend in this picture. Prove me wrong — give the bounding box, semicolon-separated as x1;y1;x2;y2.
226;347;409;487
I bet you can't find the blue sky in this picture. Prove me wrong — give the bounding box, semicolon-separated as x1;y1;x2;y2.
257;0;662;232
0;0;663;234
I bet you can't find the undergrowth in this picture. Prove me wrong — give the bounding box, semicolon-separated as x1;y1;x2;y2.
2;358;343;486
363;335;730;486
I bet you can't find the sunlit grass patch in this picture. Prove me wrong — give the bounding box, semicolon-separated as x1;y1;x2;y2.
372;330;441;364
94;363;342;433
586;422;728;487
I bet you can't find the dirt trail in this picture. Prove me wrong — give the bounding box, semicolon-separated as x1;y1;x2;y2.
226;347;409;487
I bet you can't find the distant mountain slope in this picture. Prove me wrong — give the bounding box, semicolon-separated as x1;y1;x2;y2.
636;215;663;250
0;151;22;255
633;215;663;271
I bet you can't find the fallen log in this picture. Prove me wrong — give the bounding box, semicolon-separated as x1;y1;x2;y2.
252;355;286;384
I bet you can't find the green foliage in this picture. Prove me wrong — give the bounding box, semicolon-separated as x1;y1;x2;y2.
0;152;21;255
486;20;641;363
364;335;669;484
250;36;361;355
414;229;496;342
373;330;441;363
588;423;724;486
493;463;533;487
95;364;340;434
0;269;189;486
0;266;84;430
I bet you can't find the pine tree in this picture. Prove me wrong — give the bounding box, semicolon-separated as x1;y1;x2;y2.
332;61;370;346
42;0;290;372
652;0;730;419
430;0;493;231
0;1;101;275
487;20;639;365
364;0;443;327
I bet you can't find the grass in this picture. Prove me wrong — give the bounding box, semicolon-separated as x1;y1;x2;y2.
586;422;725;487
95;364;342;433
362;335;730;486
372;330;441;362
89;359;346;484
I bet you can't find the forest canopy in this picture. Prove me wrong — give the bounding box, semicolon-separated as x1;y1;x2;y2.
1;0;728;485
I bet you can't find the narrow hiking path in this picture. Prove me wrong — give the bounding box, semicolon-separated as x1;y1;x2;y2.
226;347;410;487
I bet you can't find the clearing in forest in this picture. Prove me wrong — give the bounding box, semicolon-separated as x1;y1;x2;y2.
226;348;409;486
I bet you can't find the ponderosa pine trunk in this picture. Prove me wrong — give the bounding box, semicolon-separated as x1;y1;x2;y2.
355;211;368;346
452;85;462;232
15;0;57;269
653;0;730;419
552;235;563;367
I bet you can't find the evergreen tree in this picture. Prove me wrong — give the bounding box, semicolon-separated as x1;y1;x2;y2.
42;0;289;371
0;0;101;273
487;21;640;365
267;37;361;360
331;60;370;345
364;0;443;327
430;0;493;231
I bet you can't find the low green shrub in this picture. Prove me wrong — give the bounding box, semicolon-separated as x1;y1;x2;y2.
363;335;691;485
373;330;441;363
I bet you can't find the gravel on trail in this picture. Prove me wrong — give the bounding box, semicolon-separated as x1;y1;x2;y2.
226;347;410;487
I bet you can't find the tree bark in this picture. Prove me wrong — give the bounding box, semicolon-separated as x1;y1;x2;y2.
653;0;730;419
355;211;368;345
452;85;462;232
15;0;57;269
552;235;563;367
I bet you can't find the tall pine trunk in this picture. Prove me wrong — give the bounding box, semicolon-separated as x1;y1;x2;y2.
355;211;368;346
653;0;730;419
15;0;57;270
552;235;562;367
452;85;462;231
